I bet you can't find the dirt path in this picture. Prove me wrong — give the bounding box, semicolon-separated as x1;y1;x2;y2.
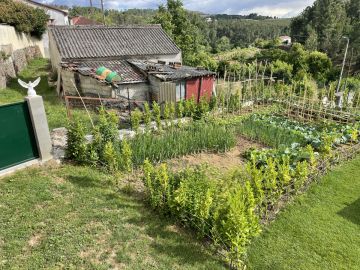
168;136;267;172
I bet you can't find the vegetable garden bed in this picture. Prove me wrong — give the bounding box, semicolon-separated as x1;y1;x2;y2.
66;102;360;269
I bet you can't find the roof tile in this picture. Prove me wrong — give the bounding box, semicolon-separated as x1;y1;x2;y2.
50;25;180;60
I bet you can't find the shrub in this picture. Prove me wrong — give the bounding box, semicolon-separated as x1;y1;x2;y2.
131;108;142;132
152;101;161;130
0;0;49;37
176;100;184;118
102;141;118;172
143;102;152;130
184;98;196;117
194;96;210;119
119;139;132;173
65;120;87;163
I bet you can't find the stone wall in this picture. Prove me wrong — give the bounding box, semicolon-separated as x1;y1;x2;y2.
0;45;42;89
0;58;16;78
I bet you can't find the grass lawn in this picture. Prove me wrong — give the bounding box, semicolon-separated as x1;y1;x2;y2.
0;164;226;269
0;58;95;130
246;156;360;270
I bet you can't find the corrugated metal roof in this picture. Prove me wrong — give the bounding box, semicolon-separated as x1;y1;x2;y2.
50;25;181;60
129;60;215;81
61;60;147;84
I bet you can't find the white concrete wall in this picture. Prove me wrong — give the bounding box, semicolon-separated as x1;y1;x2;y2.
146;52;182;64
48;31;61;71
116;83;149;102
0;24;45;57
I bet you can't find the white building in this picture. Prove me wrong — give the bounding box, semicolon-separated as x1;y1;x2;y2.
14;0;69;57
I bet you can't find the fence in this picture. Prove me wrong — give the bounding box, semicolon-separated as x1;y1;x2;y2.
0;96;52;174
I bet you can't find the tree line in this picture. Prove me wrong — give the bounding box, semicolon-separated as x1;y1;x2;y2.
290;0;360;73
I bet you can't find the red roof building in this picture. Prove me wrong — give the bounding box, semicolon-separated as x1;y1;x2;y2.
70;16;102;26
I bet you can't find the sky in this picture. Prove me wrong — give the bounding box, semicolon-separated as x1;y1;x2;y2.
42;0;316;18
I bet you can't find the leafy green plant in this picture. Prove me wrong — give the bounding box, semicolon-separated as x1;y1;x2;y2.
131;108;142;132
176;100;184;118
184;98;196;117
130;121;236;166
65;120;87;163
102;141;118;172
119;139;132;173
194;96;210;119
169;102;176;121
143;102;152;130
152;101;162;130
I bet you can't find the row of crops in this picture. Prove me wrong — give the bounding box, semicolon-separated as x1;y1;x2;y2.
66;105;360;268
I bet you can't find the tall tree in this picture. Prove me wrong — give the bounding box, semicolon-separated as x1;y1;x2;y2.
290;0;348;57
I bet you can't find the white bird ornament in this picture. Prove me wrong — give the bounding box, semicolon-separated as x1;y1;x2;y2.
18;77;41;97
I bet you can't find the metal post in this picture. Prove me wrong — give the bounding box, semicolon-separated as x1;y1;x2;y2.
336;37;350;93
101;0;106;25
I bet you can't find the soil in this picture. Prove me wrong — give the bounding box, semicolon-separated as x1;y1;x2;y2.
167;136;267;172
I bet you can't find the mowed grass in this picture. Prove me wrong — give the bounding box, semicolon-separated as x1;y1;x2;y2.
0;58;95;130
0;164;226;269
246;156;360;270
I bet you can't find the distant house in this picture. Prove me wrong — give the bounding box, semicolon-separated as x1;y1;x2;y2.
70;16;102;26
279;36;292;45
50;25;214;104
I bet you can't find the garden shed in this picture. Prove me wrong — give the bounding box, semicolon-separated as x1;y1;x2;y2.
129;60;216;104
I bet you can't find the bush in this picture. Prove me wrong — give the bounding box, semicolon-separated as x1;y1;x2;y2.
0;0;49;37
152;101;161;130
143;103;152;129
130;108;142;132
65;120;87;163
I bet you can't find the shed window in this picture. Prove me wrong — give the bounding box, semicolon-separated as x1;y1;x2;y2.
176;81;186;101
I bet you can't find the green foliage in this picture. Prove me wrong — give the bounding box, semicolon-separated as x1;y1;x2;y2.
270;60;293;82
194;96;210;119
152;101;162;130
119;139;133;173
216;36;232;53
307;51;332;82
102;141;118;172
143;102;152;129
152;0;215;69
130;121;236;166
65;120;87;163
293;160;309;191
0;0;49;37
97;107;119;144
290;0;349;58
173;166;215;236
184;98;196;117
176;100;184;118
169;102;176;120
163;102;171;120
131;108;142;132
143;162;260;266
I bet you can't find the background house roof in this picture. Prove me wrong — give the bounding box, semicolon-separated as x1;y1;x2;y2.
61;60;147;84
70;16;101;26
50;25;181;60
129;60;215;81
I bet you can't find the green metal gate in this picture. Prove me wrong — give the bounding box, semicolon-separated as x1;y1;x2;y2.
0;101;39;170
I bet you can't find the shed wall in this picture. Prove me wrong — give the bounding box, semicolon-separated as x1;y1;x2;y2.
186;76;214;101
